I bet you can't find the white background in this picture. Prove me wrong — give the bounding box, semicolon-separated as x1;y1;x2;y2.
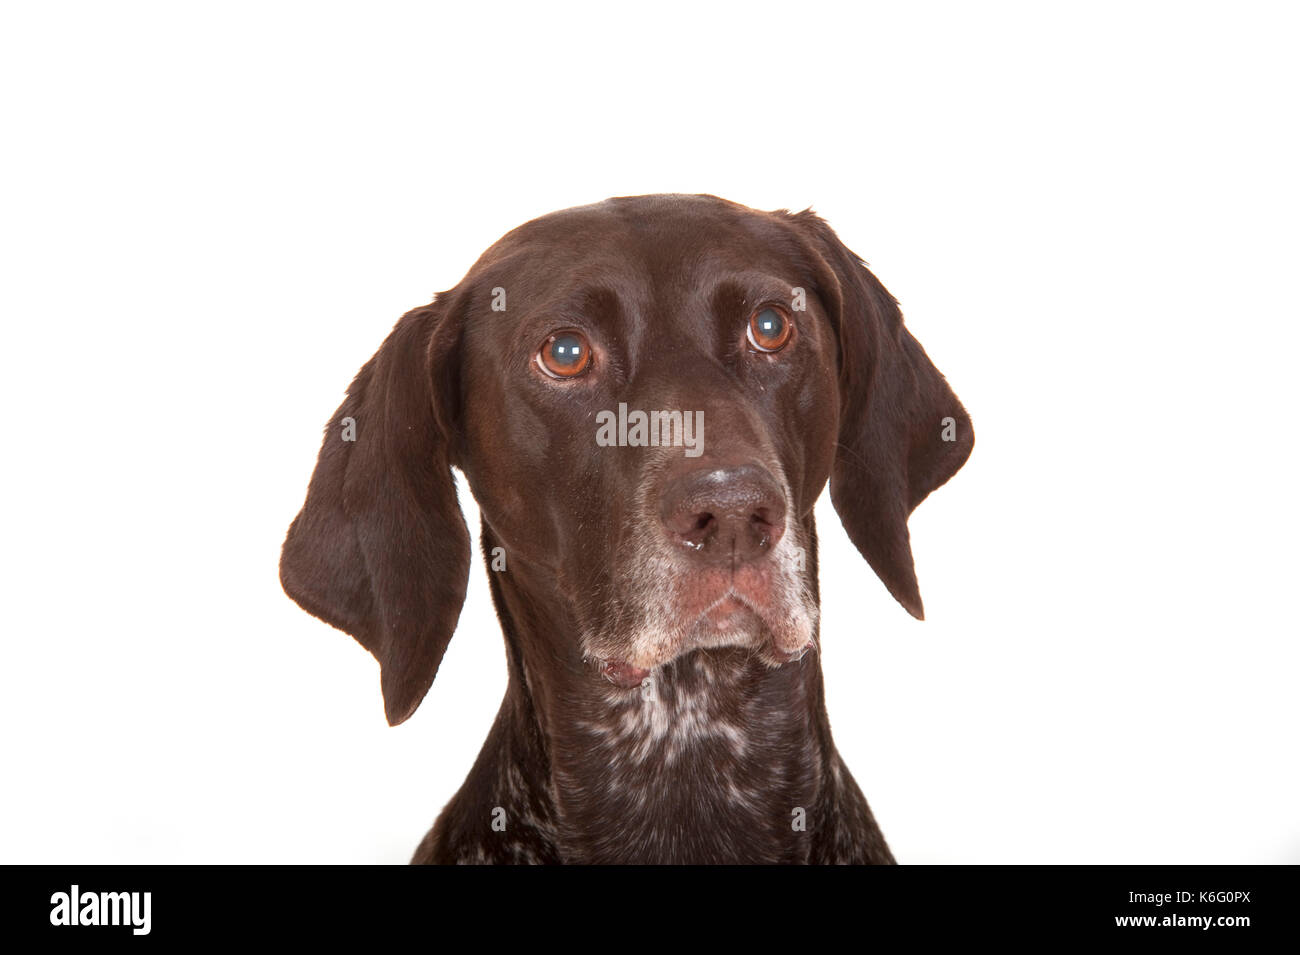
2;1;1296;864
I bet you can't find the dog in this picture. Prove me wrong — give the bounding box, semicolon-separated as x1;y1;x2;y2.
280;194;973;863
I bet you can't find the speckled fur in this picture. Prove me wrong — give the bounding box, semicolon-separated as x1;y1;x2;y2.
282;196;972;866
412;524;896;865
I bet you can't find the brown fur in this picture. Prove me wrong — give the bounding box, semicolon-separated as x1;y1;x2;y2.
280;194;973;863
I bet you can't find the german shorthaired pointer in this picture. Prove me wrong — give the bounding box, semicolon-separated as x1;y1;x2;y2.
280;194;973;864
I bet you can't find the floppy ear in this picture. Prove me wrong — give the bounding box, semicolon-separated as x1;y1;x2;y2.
280;300;470;725
789;210;973;619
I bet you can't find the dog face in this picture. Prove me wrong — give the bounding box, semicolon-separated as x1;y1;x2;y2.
281;194;972;725
455;196;841;683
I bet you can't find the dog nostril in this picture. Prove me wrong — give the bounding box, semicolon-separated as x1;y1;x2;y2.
751;507;781;546
675;512;715;552
659;465;788;564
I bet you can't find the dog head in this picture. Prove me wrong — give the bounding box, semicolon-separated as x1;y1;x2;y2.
280;195;973;724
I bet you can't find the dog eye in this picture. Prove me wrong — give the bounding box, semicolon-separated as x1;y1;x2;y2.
747;306;793;353
536;330;593;379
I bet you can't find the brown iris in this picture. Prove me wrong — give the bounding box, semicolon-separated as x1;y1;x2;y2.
747;306;793;353
536;330;592;378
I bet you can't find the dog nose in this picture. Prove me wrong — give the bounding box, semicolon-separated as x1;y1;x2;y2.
659;464;787;564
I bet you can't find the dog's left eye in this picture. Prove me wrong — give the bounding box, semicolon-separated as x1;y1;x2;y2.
747;306;793;353
536;330;593;379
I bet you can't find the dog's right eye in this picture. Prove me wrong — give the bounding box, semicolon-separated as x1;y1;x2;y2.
536;330;593;379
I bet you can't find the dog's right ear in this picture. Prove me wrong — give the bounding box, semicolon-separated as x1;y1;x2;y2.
280;300;470;726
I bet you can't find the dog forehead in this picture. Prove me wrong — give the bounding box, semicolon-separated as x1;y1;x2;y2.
466;195;804;299
516;193;783;246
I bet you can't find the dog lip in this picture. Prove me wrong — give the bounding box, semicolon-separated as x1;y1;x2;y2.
595;584;809;681
775;641;816;664
600;659;650;688
703;593;749;623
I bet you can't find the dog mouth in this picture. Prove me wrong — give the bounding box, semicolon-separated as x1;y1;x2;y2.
700;594;753;630
586;517;819;689
597;588;815;688
600;659;654;688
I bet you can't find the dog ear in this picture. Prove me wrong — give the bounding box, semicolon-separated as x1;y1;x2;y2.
280;300;470;725
788;210;973;619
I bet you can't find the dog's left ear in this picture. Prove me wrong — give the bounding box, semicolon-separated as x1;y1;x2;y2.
280;299;470;725
786;210;974;619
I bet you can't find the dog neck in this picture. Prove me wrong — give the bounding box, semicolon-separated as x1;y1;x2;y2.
417;527;892;864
